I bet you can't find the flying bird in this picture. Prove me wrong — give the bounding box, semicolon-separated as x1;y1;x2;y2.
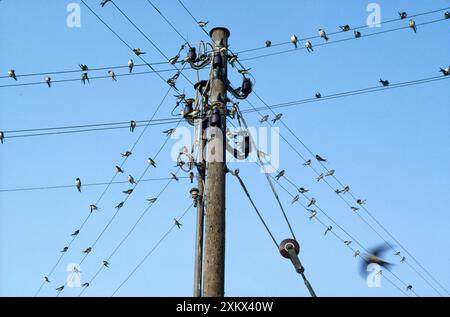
315;154;327;162
75;178;82;192
8;69;17;80
83;247;92;254
324;226;333;235
354;30;361;38
128;175;136;184
108;70;117;81
307;197;316;207
128;59;134;73
358;243;393;278
298;187;309;194
45;77;52;87
339;25;350;32
116;165;124;173
146;197;157;204
275;169;285;180
123;189;133;195
305;41;314;52
173;218;182;228
379;79;390;87
265;40;272;47
130;120;137;132
271;113;283;123
290;35;298;48
133;48;146;56
115;201;124;209
398;11;408;19
121;151;132;157
71;230;80;236
303;159;311;166
319;29;328;41
90;204;98;213
148;158;156;167
259;115;269;123
409;19;417;33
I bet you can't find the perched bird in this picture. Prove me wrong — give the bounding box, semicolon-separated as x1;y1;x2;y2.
335;189;343;194
305;41;314;52
339;25;350;32
198;21;208;28
315;92;321;99
189;172;194;183
409;19;417;33
167;78;177;89
315;154;327;162
359;243;393;278
128;59;134;73
325;169;335;177
61;246;69;253
307;197;316;207
8;69;17;80
146;197;157;204
400;256;406;263
169;54;180;65
130;120;137;132
406;285;413;291
128;175;136;184
303;159;311;166
445;11;450;19
81;72;89;84
298;187;309;194
271;113;283;123
100;0;111;7
354;30;361;38
83;247;92;254
115;201;124;209
398;11;408;19
121;151;132;157
71;229;80;236
342;185;350;194
394;251;401;256
319;29;328;41
379;79;390;87
75;178;82;192
45;77;52;88
173;218;182;229
56;285;64;292
275;169;285;180
308;209;317;220
316;173;324;182
265;40;272;47
133;48;146;56
123;189;133;195
238;68;251;75
0;131;4;144
351;206;360;212
108;70;117;81
324;226;332;235
291;195;299;204
290;35;298;48
44;276;50;283
357;199;366;205
439;66;450;76
354;250;361;257
81;282;90;287
116;165;124;173
228;54;238;67
344;240;352;246
163;128;176;136
103;260;110;268
78;64;88;71
170;173;179;181
148;158;156;167
259;115;269;123
90;204;98;213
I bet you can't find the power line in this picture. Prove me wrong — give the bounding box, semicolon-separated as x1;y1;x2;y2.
176;0;210;38
236;7;450;54
238;18;448;62
111;202;193;296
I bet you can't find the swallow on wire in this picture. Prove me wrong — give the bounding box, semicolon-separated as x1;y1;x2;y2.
379;79;390;87
115;165;124;174
61;246;69;253
265;40;272;47
315;92;321;98
56;285;64;292
316;173;324;182
128;59;134;73
81;72;89;85
133;48;146;56
83;247;92;254
79;64;88;71
351;206;360;212
197;21;208;28
354;30;361;38
325;169;335;177
146;197;157;204
189;172;194;183
445;11;450;19
128;175;136;184
275;170;285;180
108;70;117;81
319;29;328;41
90;204;98;212
45;77;52;88
170;173;179;181
271;113;283;123
163;128;176;136
82;282;90;287
123;189;133;195
324;226;332;235
121;151;132;157
357;199;366;205
398;11;407;19
8;69;17;80
303;159;311;166
130;120;137;132
305;41;314;52
103;260;110;268
148;158;156;167
315;154;327;162
44;276;50;283
409;19;417;33
308;209;317;220
344;240;352;246
439;66;450;76
339;25;350;32
71;229;80;236
307;197;316;207
238;68;251;75
0;131;4;144
291;195;299;204
115;201;124;209
290;35;298;48
259;115;269;123
75;178;82;192
173;218;182;228
298;187;309;194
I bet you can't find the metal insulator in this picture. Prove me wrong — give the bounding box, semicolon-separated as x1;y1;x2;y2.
241;78;252;95
183;103;193;118
279;239;300;258
210;108;221;127
213;52;223;69
188;47;197;62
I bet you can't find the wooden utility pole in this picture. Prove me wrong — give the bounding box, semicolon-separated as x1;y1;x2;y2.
203;27;230;297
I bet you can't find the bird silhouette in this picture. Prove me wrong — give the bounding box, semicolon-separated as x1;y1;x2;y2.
339;25;350;32
45;77;52;88
146;197;157;204
398;11;408;19
354;30;361;38
379;79;390;87
121;151;132;157
174;218;182;229
307;197;316;207
8;69;17;80
265;40;272;47
90;204;98;213
315;154;327;162
71;230;80;236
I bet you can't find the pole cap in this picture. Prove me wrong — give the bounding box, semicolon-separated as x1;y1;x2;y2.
209;27;230;38
279;239;300;258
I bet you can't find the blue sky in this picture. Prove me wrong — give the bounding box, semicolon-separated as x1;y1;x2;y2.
0;0;449;297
